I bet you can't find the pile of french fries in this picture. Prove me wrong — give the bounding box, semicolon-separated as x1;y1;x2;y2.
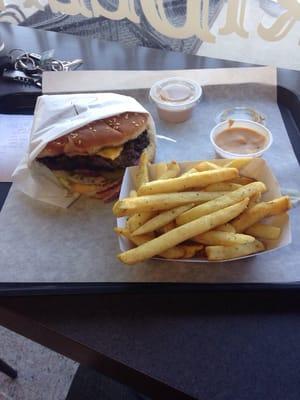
113;153;291;265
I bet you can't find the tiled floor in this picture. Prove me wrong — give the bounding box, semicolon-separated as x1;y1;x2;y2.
0;326;78;400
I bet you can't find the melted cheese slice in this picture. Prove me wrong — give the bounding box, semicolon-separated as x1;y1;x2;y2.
96;146;123;160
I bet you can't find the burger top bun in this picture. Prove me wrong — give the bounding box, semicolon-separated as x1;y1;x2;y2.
38;112;149;158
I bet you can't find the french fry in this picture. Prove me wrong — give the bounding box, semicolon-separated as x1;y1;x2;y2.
214;223;236;233
181;168;198;177
158;161;180;179
232;196;291;232
129;190;137;198
229;176;255;185
118;199;249;264
176;182;266;226
224;158;252;169
114;227;155;246
137;168;239;195
203;182;242;192
248;192;261;208
193;231;255;246
127;211;156;233
180;244;204;258
157;221;176;234
113;192;226;216
159;247;186;259
135;151;149;190
195;161;220;172
155;163;168;179
205;240;264;261
132;204;193;236
245;223;281;240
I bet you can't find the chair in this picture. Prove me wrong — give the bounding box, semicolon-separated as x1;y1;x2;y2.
0;358;17;379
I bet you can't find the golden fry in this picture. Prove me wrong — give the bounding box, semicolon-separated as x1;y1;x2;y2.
195;161;220;172
135;151;149;190
245;223;281;240
214;223;236;233
155;163;168;179
158;161;181;179
137;168;239;195
205;240;264;261
181;168;198;177
114;227;155;246
193;231;255;246
118;199;249;265
203;182;242;192
156;221;176;234
132;204;193;236
113;191;225;216
232;196;291;232
176;182;266;226
229;176;255;185
127;211;156;233
224;158;252;169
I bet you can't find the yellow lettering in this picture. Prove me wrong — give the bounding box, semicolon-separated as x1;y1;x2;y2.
140;0;215;42
219;0;248;38
258;0;300;41
91;0;140;23
48;0;92;18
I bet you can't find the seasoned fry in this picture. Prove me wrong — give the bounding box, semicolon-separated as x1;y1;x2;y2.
137;168;239;195
248;192;261;208
158;161;180;179
180;244;204;258
203;182;242;192
193;231;255;246
135;151;149;190
113;192;225;216
205;240;264;261
224;158;252;169
229;176;255;185
114;227;155;246
176;182;266;225
232;196;291;232
132;204;193;236
195;161;220;172
157;221;176;234
129;190;137;198
159;247;186;259
118;199;249;264
127;211;156;233
155;163;168;179
214;223;236;233
245;223;281;240
181;168;198;177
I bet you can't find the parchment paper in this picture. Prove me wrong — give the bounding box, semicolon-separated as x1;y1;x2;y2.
0;83;299;283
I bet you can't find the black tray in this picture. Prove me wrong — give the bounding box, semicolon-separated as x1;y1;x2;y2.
0;86;299;296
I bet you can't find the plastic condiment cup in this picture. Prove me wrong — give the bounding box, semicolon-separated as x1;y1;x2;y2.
210;119;273;159
149;77;202;123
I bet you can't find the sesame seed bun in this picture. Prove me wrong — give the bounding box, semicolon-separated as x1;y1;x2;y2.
38;112;149;158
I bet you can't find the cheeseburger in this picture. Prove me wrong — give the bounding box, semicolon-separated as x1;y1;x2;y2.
37;111;155;202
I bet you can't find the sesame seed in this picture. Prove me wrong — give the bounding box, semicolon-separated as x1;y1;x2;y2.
135;124;139;127
77;139;82;144
132;121;136;123
93;129;97;132
125;114;128;119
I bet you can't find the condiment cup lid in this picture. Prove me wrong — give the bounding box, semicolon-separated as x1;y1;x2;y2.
215;107;266;125
149;77;202;110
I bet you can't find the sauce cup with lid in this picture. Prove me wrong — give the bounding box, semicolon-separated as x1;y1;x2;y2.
149;77;202;123
210;119;273;159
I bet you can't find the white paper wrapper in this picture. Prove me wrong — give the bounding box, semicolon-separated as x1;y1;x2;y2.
117;158;291;263
12;93;156;208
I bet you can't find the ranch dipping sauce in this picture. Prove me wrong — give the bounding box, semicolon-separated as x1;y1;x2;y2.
210;119;273;159
215;126;268;154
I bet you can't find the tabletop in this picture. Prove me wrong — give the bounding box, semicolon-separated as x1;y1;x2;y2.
1;23;300;400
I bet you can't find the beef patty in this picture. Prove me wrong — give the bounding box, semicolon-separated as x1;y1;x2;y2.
38;131;149;172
